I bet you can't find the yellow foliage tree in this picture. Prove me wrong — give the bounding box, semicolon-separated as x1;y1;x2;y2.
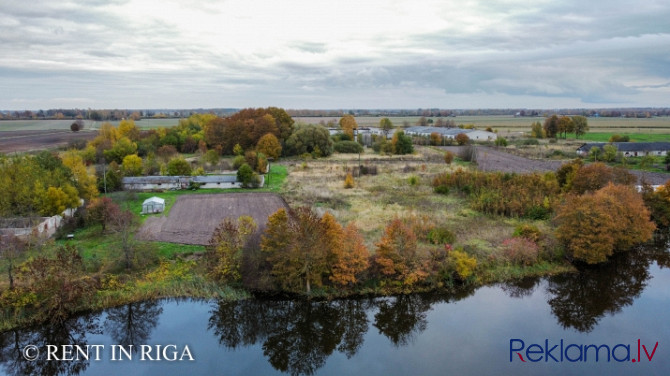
206;216;257;283
374;219;426;285
339;115;358;140
61;150;98;201
118;119;140;141
329;222;369;286
256;133;282;159
121;154;143;176
344;172;355;189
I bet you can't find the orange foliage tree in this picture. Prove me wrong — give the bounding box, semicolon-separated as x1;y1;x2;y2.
373;219;426;285
554;184;656;264
261;208;369;293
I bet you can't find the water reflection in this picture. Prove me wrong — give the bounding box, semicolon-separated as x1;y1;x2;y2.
208;299;371;376
103;301;163;352
373;295;430;347
0;315;100;376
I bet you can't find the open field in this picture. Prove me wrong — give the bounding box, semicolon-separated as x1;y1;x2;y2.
0;129;97;153
137;193;289;245
0;118;181;132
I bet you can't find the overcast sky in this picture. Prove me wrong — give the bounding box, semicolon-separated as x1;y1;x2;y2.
1;0;669;110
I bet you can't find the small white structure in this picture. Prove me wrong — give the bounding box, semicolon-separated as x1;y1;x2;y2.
142;197;165;214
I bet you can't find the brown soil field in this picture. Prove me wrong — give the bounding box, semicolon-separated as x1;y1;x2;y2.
0;129;97;153
137;193;289;245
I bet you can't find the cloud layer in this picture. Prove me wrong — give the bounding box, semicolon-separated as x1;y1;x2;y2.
1;0;669;109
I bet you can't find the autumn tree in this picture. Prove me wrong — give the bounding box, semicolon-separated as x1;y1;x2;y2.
121;154;143;176
118;119;140;141
109;208;138;270
530;121;545;138
328;222;369;286
206;216;257;283
373;219;426;285
554;184;655;264
256;133;282;159
570;162;635;194
641;180;670;228
454;133;470;145
261;207;328;293
543;115;559;138
61;149;99;201
572;115;589;139
557;116;574;139
444;151;455;164
86;197;120;232
14;244;95;323
103;137;138;164
339;115;358;140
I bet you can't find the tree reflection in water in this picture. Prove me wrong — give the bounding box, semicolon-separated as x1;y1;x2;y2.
103;300;163;352
373;295;431;347
208;299;370;376
0;315;100;376
546;250;652;333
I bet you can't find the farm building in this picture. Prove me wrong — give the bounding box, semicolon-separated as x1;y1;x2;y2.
403;126;497;141
576;142;670;157
0;216;63;240
192;175;241;189
122;176;183;191
141;197;165;214
122;175;263;191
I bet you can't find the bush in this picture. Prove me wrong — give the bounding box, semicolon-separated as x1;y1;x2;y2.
237;163;260;188
408;175;419;186
428;227;455;245
455;133;470;145
494;137;508;147
512;224;542;243
502;238;539;266
444;151;455;164
334;140;363;154
232;155;246;169
344;173;355;189
609;134;630;142
166;157;191;176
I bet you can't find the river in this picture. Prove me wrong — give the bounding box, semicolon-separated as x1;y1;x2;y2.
1;236;669;375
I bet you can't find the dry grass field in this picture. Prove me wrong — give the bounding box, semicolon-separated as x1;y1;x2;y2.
281;147;520;252
137;193;289;245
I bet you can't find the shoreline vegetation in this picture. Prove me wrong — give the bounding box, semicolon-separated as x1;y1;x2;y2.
2;111;670;331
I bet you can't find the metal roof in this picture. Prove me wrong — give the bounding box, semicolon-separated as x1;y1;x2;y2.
192;175;238;183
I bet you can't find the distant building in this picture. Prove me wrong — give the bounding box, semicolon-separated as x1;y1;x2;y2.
576;142;670;157
403;126;498;141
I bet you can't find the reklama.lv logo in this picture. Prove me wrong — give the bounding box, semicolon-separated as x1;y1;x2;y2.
510;339;658;363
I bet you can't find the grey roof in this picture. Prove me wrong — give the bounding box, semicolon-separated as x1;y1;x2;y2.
142;197;165;205
577;142;670;152
404;126;474;136
192;175;238;183
122;176;180;184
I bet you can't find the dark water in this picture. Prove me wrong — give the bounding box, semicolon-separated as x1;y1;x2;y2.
2;237;670;376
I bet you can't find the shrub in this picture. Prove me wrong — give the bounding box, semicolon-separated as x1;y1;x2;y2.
232;155;246;169
166;157;192;176
344;173;355;189
448;250;477;281
444;151;455;164
334;140;363;153
609;134;630;142
428;227;456;245
408;175;419;186
501;238;539;266
237;163;260;188
494;137;508;147
512;224;542;243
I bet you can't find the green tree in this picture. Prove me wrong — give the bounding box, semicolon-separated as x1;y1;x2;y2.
166;157;192;176
391;130;414;154
237;163;260;188
557;116;574;139
284;124;334;157
589;146;601;161
603;144;618;162
379;118;394;137
103;137;138;164
233;143;244;156
572;116;589;139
